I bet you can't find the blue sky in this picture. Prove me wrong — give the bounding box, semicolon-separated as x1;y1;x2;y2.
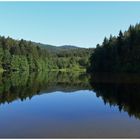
0;2;140;48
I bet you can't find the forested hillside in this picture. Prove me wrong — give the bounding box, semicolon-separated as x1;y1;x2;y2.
88;23;140;73
0;36;93;72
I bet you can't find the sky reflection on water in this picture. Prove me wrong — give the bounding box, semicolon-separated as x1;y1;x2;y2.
0;89;140;138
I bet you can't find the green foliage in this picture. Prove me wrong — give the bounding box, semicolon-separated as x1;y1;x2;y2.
0;47;4;67
0;36;92;72
2;49;11;70
88;23;140;73
11;55;21;71
11;55;29;71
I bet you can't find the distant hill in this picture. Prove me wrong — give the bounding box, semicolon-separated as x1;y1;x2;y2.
33;42;81;49
58;45;82;49
32;42;86;53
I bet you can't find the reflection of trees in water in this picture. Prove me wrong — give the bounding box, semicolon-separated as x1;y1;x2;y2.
2;71;140;120
0;71;91;105
90;73;140;120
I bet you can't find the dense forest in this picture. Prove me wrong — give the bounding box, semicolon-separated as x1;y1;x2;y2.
88;23;140;73
3;22;140;73
0;36;93;72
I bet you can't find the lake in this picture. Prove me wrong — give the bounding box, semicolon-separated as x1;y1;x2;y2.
0;71;140;138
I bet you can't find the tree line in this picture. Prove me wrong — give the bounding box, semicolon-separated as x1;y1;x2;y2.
0;36;93;72
88;23;140;73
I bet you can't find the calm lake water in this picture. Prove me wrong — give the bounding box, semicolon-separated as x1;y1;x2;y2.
0;72;140;138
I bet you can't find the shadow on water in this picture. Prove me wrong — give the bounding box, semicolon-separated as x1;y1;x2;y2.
90;72;140;120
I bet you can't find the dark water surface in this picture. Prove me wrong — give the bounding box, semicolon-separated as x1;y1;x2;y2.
0;72;140;138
